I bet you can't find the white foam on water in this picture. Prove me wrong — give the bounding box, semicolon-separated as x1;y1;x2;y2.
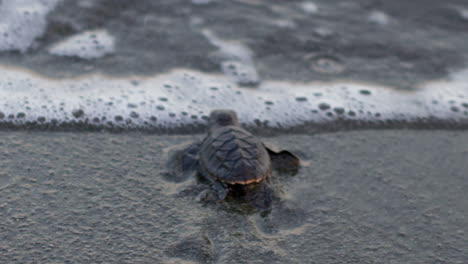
459;8;468;21
450;68;468;81
0;0;60;52
272;19;297;29
77;0;95;9
48;29;115;59
367;11;390;26
202;30;260;87
0;66;467;130
191;0;213;5
300;2;318;14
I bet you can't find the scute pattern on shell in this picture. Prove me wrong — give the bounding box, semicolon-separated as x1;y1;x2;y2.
200;126;271;184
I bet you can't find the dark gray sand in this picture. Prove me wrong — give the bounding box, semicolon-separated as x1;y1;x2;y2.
0;130;467;263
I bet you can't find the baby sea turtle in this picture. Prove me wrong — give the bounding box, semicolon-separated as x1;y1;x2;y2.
181;109;300;210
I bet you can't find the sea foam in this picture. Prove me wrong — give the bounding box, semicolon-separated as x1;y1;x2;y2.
0;0;60;52
48;29;115;59
0;66;467;132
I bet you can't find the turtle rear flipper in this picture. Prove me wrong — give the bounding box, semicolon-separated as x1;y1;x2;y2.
244;182;273;211
266;147;301;175
165;142;200;183
162;143;200;183
181;142;201;175
196;180;228;203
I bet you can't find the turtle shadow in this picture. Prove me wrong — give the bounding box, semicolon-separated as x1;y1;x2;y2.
193;167;301;217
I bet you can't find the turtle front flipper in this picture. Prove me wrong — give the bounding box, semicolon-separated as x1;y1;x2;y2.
266;147;301;175
244;182;273;211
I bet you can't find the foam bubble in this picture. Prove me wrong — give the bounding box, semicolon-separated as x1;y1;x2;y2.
0;66;467;131
48;29;115;59
0;0;60;52
310;55;345;74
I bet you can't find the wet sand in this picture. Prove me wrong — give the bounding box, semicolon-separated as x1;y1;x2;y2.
0;130;467;263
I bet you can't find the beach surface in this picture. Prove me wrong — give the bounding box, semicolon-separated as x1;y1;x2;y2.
1;130;466;263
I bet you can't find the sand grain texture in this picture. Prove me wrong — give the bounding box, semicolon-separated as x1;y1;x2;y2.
0;130;467;263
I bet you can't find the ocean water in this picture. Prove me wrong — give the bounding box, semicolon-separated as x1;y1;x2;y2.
1;0;467;132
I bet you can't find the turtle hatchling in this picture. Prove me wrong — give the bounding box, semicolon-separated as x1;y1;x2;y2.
181;109;300;210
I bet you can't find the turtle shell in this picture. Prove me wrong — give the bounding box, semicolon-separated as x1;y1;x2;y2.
199;125;271;184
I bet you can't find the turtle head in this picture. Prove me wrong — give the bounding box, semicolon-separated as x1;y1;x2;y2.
209;109;240;129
